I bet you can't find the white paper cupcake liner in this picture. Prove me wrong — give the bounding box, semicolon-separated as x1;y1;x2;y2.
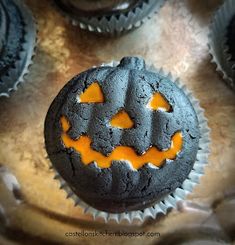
0;0;37;97
208;0;235;91
49;59;210;224
54;0;166;34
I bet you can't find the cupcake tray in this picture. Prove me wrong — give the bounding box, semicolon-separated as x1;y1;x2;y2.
0;0;235;244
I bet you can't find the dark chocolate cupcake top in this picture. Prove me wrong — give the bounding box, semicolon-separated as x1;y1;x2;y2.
0;0;36;97
45;57;200;213
54;0;165;34
227;15;235;62
55;0;149;18
0;0;24;80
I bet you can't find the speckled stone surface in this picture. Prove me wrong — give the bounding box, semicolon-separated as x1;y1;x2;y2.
45;56;200;213
0;0;235;244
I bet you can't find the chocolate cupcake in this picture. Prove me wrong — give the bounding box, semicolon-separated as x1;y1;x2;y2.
227;15;235;63
54;0;165;34
209;0;235;91
0;0;36;97
44;57;210;218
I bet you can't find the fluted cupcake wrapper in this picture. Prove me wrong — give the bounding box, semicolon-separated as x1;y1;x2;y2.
54;0;166;34
0;0;37;97
50;60;210;224
208;0;235;91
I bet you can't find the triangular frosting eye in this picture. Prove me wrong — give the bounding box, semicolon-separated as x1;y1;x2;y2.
110;110;134;129
79;82;104;103
148;92;172;112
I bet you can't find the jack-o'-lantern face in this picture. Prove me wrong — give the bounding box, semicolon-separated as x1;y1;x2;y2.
60;81;183;169
44;57;199;213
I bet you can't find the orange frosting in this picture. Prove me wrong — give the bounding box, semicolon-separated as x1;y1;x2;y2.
79;82;104;103
148;92;171;111
60;116;183;169
110;110;134;129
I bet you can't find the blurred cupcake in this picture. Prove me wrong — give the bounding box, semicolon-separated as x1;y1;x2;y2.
44;57;210;223
54;0;166;34
209;0;235;91
0;0;37;97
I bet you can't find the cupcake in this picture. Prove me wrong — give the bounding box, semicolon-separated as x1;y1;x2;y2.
45;57;210;222
209;0;235;91
54;0;165;34
227;15;235;64
0;0;37;97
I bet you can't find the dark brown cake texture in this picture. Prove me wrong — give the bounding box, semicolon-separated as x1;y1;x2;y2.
227;15;235;63
54;0;165;34
55;0;154;18
0;0;36;97
44;57;200;213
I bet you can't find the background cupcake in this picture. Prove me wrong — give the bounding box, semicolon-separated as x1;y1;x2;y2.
54;0;166;34
0;0;37;97
209;0;235;91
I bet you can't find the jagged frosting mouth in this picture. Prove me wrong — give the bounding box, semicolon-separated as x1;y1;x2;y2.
60;116;183;169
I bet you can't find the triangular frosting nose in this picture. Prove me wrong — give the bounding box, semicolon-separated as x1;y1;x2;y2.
110;110;134;129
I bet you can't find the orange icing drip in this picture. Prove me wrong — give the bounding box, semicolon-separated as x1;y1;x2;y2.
110;110;134;129
79;82;104;103
148;92;172;111
60;116;183;169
